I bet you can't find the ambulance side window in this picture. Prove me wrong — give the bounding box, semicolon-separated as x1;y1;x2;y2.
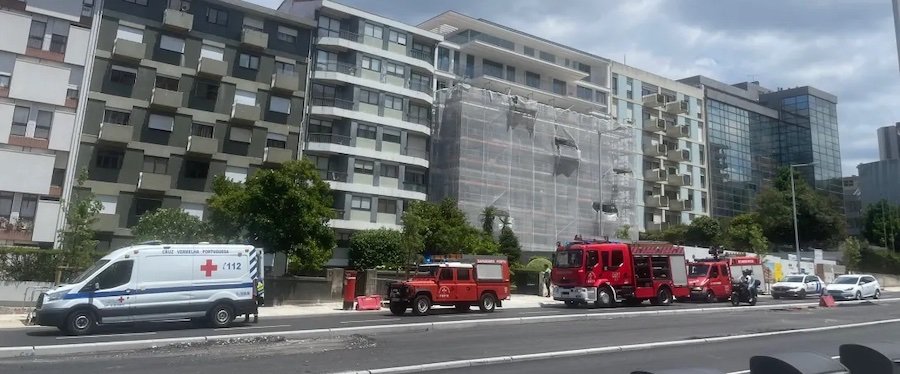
609;251;624;270
88;260;134;290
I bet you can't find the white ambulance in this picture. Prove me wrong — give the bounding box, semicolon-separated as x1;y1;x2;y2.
33;242;264;335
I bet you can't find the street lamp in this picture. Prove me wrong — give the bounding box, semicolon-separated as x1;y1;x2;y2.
790;162;816;273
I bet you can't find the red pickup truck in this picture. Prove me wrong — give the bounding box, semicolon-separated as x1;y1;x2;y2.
387;259;510;316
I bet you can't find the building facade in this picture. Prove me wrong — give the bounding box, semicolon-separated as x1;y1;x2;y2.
859;122;900;209
279;0;442;266
610;64;708;232
842;176;862;236
76;0;312;250
877;122;900;161
0;0;95;248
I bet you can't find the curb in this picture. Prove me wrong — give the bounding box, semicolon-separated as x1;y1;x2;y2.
2;297;897;359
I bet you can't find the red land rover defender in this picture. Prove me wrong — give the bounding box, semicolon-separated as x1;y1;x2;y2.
387;259;510;316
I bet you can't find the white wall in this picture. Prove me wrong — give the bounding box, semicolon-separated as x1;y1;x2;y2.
64;26;90;66
25;0;82;22
9;60;69;106
0;103;13;143
32;200;60;242
0;149;53;194
48;110;75;151
0;11;29;54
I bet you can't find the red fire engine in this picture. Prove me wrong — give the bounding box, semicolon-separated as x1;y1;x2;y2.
685;251;766;302
552;239;690;307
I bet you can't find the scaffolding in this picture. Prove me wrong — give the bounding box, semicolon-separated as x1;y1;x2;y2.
431;85;636;255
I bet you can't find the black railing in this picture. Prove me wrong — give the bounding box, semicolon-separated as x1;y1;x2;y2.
314;61;357;75
406;115;430;126
308;133;352;146
407;80;432;94
408;49;431;62
310;97;354;110
403;182;427;193
318;29;363;43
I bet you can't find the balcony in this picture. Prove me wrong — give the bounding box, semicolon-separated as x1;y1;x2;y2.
271;72;300;93
408;49;431;63
320;170;349;182
644;169;668;182
454;35;588;81
241;28;268;49
93;213;120;232
310;96;354;111
198;57;227;78
665;100;689;114
186;135;217;155
48;186;62;198
665;125;690;139
668;149;691;162
162;9;193;32
332;208;346;220
150;87;183;110
112;38;145;61
263;147;293;164
643;143;667;157
667;173;691;186
406;115;431;127
0;219;33;242
317;29;363;44
407;80;432;95
404;146;429;160
643;117;666;133
645;195;670;208
137;172;171;192
669;199;692;211
403;182;427;193
231;103;260;123
98;123;132;144
642;93;666;108
308;133;351;146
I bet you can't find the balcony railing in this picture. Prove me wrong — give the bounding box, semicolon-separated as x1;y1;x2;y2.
319;29;362;43
408;49;431;62
404;146;428;159
407;80;432;94
403;182;427;193
407;115;430;126
319;170;349;182
308;133;352;146
313;61;356;75
310;96;354;110
332;208;346;220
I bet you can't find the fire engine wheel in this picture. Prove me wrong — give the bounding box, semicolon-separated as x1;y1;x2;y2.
594;286;614;308
564;300;579;308
389;302;407;316
479;293;497;312
651;287;672;306
412;295;432;316
705;291;716;303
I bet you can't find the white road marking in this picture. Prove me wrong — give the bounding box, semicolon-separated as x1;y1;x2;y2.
55;332;156;340
519;311;561;315
725;356;840;374
215;324;291;331
437;314;484;318
339;319;400;324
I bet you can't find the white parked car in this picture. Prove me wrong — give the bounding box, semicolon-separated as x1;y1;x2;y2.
770;274;823;299
824;275;881;300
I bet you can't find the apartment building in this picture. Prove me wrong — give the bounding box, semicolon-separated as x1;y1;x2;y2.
77;0;312;250
0;0;95;248
611;63;709;232
279;0;442;265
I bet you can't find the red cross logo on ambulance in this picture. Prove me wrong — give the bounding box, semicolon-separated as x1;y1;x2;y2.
200;259;218;277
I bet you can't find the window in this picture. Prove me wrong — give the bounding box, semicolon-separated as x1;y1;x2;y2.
96;149;124;169
612;75;618;95
457;268;471;281
577;86;592;101
168;0;190;11
229;127;251;143
238;53;260;70
142;156;167;174
526;71;540;88
357;124;377;139
380;164;398;178
523;46;534;57
124;0;148;5
206;7;228;26
439;268;453;281
266;132;287;148
384;95;403;110
269;96;291;114
200;44;224;61
0;193;12;218
595;90;608;104
275;61;295;75
539;51;556;63
351;196;371;211
388;30;407;45
506;66;516;81
552;79;566;95
483;59;503;78
437;47;450;71
11;106;29;137
155;76;179;90
385;62;404;76
382;129;401;144
195;80;218;101
225;166;247;183
276;26;297;43
184;160;209;179
104;109;130;125
191;123;213;138
354;159;374;174
359;89;379;105
16;194;36;220
159;35;185;54
148;114;174;132
116;25;143;43
364;23;383;39
243;17;264;32
361;56;381;72
110;65;137;85
27;20;46;49
317;15;340;38
34;110;52;139
90;260;134;290
404;169;426;185
377;199;397;214
408;104;429;122
0;74;10;89
50;33;67;54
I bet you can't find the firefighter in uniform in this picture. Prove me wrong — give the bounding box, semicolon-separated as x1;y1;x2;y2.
244;280;264;323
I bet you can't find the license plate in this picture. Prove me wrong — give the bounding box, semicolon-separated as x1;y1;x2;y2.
391;298;401;302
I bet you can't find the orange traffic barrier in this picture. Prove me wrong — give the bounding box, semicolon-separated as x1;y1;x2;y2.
355;295;382;310
819;294;836;307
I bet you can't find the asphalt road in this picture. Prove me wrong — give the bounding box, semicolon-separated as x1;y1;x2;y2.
2;301;898;373
3;291;872;347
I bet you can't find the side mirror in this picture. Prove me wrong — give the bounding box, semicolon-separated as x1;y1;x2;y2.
92;282;101;292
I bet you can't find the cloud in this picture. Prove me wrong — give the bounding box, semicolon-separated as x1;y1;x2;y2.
249;0;900;176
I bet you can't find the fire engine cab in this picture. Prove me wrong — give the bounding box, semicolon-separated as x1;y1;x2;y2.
552;239;690;307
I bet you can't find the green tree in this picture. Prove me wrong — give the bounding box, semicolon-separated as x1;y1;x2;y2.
206;176;247;243
842;236;862;271
662;224;688;244
862;200;900;250
58;170;102;270
131;208;212;243
481;205;498;237
401;198;496;256
722;214;769;255
349;229;404;270
525;257;552;271
615;224;632;240
754;167;846;246
498;226;522;264
685;216;722;247
207;159;335;270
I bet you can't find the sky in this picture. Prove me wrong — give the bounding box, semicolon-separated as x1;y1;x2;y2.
251;0;900;176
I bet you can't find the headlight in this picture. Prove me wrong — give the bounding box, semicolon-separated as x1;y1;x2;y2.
44;292;64;302
844;287;855;291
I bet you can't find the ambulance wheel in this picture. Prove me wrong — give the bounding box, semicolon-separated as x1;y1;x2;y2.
705;291;716;303
479;293;497;312
412;295;432;316
64;309;96;336
208;304;234;328
594;286;614;308
651;287;672;306
389;302;407;316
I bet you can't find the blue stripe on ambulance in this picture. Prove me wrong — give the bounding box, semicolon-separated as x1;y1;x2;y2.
62;282;254;300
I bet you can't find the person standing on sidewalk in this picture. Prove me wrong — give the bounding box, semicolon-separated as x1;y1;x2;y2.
543;264;552;298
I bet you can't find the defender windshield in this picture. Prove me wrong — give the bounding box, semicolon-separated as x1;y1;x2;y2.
554;250;583;268
414;265;440;278
782;276;805;283
70;259;110;284
688;264;710;277
833;277;859;285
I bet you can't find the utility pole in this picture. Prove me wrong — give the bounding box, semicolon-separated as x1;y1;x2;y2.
790;162;815;272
